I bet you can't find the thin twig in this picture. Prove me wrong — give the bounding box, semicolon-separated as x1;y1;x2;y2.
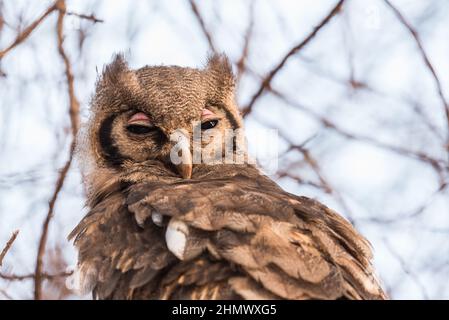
66;11;103;23
1;270;72;281
0;1;60;60
236;0;255;82
0;289;14;300
254;115;357;223
277;171;327;191
361;182;448;224
241;0;344;116
0;230;19;267
384;0;449;150
34;155;74;300
34;0;80;300
188;0;216;52
244;62;448;190
56;5;80;136
269;87;448;174
384;238;429;299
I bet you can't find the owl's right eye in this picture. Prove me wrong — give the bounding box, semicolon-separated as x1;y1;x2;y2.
126;125;154;134
126;112;155;134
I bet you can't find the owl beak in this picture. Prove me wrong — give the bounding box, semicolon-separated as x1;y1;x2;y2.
176;157;192;179
169;129;192;179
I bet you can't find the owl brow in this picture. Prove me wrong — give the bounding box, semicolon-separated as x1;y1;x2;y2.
208;102;240;129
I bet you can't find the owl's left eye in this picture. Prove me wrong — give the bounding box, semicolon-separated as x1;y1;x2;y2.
201;119;219;130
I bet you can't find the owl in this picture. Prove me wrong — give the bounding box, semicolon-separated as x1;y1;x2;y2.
69;54;386;300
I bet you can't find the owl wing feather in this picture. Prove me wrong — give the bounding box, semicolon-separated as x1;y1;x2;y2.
68;192;177;299
126;164;386;300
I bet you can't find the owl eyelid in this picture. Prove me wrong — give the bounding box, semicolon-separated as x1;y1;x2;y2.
128;112;153;126
127;121;154;127
201;108;216;119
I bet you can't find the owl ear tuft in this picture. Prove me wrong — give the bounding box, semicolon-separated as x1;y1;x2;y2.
102;53;130;87
94;53;144;112
206;53;235;90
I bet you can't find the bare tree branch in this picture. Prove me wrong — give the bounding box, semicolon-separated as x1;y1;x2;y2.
360;182;448;224
56;4;81;136
0;230;19;267
66;11;103;24
0;1;60;60
34;0;80;300
241;0;345;117
1;270;72;281
0;289;14;300
269;87;448;174
384;0;449;150
235;0;255;82
0;0;447;300
384;238;429;299
254;115;357;223
188;0;217;52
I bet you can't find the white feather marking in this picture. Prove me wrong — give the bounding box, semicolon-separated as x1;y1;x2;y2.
151;212;164;227
165;218;189;260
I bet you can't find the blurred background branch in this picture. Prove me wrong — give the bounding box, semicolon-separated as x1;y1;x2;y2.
0;230;18;267
384;0;449;144
241;0;345;117
33;0;80;300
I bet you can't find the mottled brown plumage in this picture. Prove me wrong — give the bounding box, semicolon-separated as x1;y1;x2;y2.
69;54;386;300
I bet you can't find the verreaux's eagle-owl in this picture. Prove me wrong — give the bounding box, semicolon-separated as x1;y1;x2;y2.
69;54;386;300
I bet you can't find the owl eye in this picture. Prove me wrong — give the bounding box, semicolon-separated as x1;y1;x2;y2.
201;119;219;130
126;124;154;134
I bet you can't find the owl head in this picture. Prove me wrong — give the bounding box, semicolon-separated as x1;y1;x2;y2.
82;53;246;184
